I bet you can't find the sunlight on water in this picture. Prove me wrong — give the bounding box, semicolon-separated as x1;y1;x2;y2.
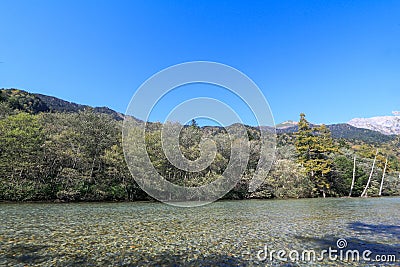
0;197;399;266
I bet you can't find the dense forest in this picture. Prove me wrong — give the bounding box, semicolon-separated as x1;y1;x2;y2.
1;89;400;201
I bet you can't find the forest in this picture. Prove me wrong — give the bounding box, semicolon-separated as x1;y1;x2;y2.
1;89;400;201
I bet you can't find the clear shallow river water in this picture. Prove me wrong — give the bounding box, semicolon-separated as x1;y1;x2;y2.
0;197;399;266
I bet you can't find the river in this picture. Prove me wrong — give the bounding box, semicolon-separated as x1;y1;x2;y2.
1;197;399;266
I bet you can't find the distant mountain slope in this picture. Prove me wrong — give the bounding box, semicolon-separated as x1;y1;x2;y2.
276;123;395;143
327;123;395;143
0;88;50;114
34;93;124;120
1;88;124;120
348;116;400;135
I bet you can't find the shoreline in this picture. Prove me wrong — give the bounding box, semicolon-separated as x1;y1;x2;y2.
1;195;399;204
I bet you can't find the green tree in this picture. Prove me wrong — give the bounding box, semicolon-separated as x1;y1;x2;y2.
189;118;199;128
102;143;147;200
259;159;313;198
39;110;121;201
0;101;14;119
0;113;45;200
295;113;337;197
331;155;367;196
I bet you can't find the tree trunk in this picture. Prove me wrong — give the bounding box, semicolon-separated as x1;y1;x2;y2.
349;155;356;197
361;149;378;197
90;155;96;178
379;157;388;196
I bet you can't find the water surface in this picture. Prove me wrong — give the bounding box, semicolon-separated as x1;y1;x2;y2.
1;197;399;266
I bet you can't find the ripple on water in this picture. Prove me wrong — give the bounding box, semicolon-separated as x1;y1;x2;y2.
0;198;399;266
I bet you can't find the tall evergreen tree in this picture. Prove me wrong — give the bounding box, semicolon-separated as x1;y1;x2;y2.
295;113;337;197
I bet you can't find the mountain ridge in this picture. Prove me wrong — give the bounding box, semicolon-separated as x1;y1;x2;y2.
275;123;395;144
0;88;124;120
0;88;396;144
348;115;400;135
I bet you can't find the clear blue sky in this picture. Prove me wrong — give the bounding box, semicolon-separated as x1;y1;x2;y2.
1;0;399;125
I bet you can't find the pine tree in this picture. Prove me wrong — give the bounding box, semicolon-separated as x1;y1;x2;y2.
189;118;199;128
295;113;314;166
295;113;337;197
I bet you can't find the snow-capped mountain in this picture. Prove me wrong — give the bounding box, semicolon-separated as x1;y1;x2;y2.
348;115;400;135
275;120;298;129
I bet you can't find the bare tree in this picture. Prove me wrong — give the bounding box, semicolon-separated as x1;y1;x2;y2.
361;149;378;197
349;155;356;197
379;157;388;196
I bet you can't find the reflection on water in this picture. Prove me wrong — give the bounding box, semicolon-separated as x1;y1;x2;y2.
0;197;399;266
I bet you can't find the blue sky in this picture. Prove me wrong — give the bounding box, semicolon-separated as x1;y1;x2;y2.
1;0;399;126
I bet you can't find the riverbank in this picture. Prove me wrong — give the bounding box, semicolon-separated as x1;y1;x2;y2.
1;194;400;204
